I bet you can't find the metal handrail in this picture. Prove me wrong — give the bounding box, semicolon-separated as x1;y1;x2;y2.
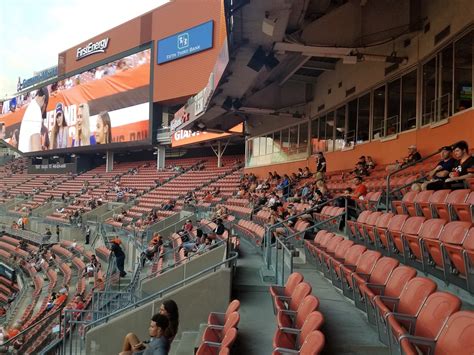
263;196;342;268
385;147;443;211
82;251;238;333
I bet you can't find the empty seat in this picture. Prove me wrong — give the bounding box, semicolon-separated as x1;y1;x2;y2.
329;244;367;287
202;312;240;345
273;311;324;353
361;211;383;245
341;250;382;294
400;311;474;355
197;327;237;355
374;213;394;250
389;216;425;258
321;239;354;275
273;330;325;355
404;218;446;265
393;191;418;215
433;189;471;221
277;295;320;330
413;190;434;218
388;291;461;353
423;221;471;273
374;277;437;344
208;300;241;326
274;282;312;313
443;227;474;291
380;214;408;252
451;191;474;222
347;210;371;240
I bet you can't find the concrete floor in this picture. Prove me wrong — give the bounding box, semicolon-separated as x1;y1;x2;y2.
232;239;389;355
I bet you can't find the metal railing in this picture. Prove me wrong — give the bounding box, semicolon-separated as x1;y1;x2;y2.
385;147;444;211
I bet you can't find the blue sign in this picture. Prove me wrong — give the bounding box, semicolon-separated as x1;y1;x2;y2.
157;20;214;64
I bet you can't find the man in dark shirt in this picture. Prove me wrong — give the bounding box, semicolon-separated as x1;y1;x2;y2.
110;239;127;277
422;146;455;189
427;141;474;190
403;145;422;166
316;152;326;173
213;219;226;237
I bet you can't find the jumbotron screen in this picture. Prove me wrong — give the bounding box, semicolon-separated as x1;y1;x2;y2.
0;48;151;153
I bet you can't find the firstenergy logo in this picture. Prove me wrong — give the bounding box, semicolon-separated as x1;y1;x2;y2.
76;38;110;60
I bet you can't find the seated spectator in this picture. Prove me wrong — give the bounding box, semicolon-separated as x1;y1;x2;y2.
296;168;304;178
402;145;422;166
195;236;212;254
211;219;226;239
366;156;376;170
352;162;369;177
159;299;179;342
120;313;170;355
301;167;312;178
426;140;474;190
352;176;367;200
421;146;455;190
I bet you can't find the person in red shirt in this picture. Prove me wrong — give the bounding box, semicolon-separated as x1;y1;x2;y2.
352;176;367;199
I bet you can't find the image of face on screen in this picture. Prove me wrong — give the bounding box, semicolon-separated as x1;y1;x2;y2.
0;48;151;153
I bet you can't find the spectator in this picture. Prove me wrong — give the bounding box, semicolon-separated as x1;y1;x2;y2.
352;176;367;199
159;300;179;342
426;140;474;190
212;219;226;239
110;238;127;277
366;156;376;170
421;146;456;190
85;225;91;245
315;152;326;173
120;313;170;355
403;145;422;166
352;162;369;177
56;225;60;242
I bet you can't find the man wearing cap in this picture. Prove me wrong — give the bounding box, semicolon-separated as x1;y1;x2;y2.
421;146;455;190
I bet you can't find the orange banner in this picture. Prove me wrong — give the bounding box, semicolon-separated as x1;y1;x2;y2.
171;123;243;147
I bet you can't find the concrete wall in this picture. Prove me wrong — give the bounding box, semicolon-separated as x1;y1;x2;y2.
86;268;232;355
141;244;227;296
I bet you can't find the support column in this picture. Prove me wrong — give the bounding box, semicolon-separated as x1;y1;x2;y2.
156;146;166;170
217;140;222;168
106;150;114;172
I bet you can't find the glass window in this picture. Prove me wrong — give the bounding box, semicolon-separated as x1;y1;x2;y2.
259;137;266;156
289;125;299;155
387;78;401;136
281;128;289;154
274;131;281;153
252;137;260;157
440;44;453;119
454;30;473;113
335;106;346;150
325;112;335;152
311;118;319;140
372;86;385;139
347;99;357;147
422;57;437;125
401;70;417;131
299;122;309;154
357;93;370;143
266;134;273;154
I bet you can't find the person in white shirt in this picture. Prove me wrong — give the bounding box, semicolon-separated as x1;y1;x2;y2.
18;87;49;153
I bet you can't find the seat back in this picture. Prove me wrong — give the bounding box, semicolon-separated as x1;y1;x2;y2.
401;216;425;236
414;190;434;204
434;311;474;355
299;330;325;355
357;210;372;223
387;214;409;233
415;292;462;339
369;257;399;285
313;230;328;245
439;221;471;245
343;245;367;266
293;295;320;329
325;236;344;254
355;250;382;275
446;189;470;204
418;219;446;240
428;190;450;204
333;239;355;259
225;300;241;321
285;273;304;297
375;213;394;229
402;191;418;203
299;311;325;346
464;228;474;251
366;212;383;226
397;277;437;316
385;266;417;298
289;282;312;311
220;327;238;348
319;233;335;249
223;312;240;334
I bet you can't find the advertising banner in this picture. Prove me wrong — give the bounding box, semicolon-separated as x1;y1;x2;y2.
157;20;214;64
0;48;151;154
171;123;243;147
